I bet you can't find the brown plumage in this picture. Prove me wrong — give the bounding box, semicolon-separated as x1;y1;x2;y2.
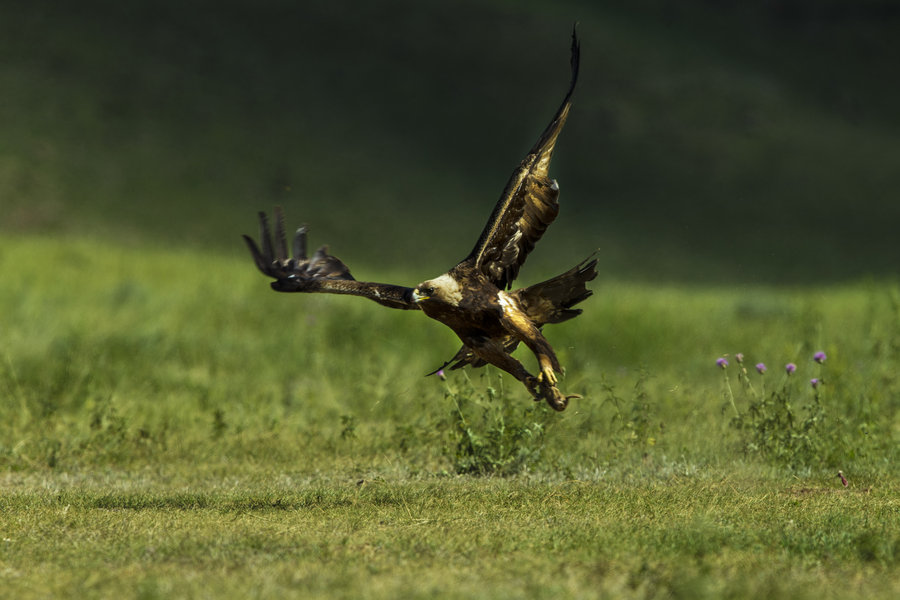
427;257;597;375
465;36;579;290
243;30;594;410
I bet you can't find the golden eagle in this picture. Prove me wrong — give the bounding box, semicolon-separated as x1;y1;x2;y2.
244;31;595;410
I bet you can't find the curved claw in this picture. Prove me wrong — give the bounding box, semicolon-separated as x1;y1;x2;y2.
525;375;577;411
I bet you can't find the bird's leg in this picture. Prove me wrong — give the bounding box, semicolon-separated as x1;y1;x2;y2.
470;339;535;385
514;334;577;410
534;376;580;412
498;304;562;386
536;353;558;386
469;338;575;412
524;349;580;412
468;339;548;403
522;372;579;412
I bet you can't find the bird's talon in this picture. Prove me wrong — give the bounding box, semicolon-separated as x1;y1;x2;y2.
539;366;558;386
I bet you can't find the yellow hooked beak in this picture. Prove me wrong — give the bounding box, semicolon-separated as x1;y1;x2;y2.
411;285;435;303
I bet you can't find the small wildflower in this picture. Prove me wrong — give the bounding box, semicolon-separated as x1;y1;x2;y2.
813;351;827;364
437;369;447;381
785;363;796;374
716;357;729;369
838;470;848;487
755;363;767;374
810;378;820;389
735;353;744;364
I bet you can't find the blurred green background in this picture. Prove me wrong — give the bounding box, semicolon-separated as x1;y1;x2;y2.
2;0;898;284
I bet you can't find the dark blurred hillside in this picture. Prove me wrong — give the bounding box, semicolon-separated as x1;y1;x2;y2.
1;0;898;283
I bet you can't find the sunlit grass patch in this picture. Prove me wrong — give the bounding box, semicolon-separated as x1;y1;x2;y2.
1;471;898;599
2;234;900;598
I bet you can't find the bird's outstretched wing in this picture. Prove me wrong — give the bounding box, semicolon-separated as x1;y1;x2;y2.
426;336;519;376
243;208;420;310
461;29;580;290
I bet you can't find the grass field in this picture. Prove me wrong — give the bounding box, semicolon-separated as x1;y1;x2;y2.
2;1;900;597
2;235;898;598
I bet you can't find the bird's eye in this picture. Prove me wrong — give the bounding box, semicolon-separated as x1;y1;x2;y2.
425;287;435;295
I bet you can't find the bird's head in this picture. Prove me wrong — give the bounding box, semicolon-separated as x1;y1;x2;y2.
411;273;463;307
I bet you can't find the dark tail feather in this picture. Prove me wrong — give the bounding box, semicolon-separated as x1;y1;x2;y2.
512;255;598;325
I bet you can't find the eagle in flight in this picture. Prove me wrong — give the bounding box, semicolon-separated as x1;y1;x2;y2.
244;31;595;411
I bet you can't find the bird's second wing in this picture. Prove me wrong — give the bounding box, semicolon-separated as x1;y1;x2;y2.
425;336;520;376
243;208;420;310
461;30;580;290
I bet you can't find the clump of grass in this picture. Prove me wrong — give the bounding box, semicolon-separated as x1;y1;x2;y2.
440;370;554;476
339;414;358;441
599;369;660;454
722;351;841;469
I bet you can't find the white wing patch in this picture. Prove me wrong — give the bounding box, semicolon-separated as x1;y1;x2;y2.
497;290;519;314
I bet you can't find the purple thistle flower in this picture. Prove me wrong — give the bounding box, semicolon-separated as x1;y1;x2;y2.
814;351;827;364
437;369;447;381
716;357;729;369
810;378;820;389
735;353;744;364
755;363;767;374
785;363;797;375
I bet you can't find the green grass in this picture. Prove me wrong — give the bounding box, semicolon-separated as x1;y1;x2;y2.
2;474;898;599
2;234;899;598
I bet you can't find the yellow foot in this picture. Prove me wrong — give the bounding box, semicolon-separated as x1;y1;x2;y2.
525;376;578;411
537;367;558;386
